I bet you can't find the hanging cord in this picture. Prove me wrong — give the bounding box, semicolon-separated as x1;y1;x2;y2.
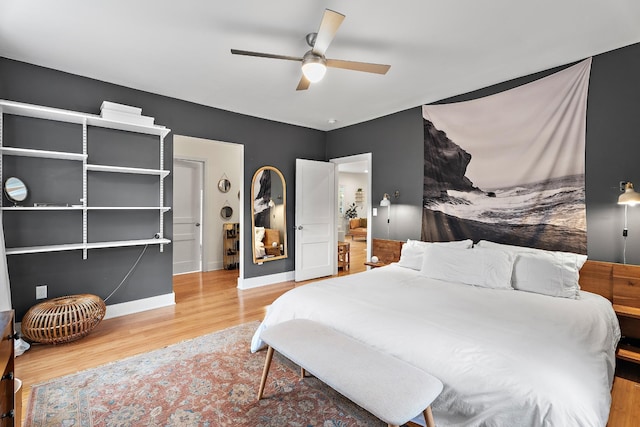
104;244;149;302
623;205;629;265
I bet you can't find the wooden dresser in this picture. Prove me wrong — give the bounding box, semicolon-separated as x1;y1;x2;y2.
0;311;15;427
580;261;640;365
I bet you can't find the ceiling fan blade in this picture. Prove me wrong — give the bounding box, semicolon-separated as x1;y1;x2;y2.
311;9;345;56
296;75;311;91
230;49;302;62
326;59;391;75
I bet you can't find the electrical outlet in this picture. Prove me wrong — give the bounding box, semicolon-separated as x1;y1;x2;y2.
36;285;47;300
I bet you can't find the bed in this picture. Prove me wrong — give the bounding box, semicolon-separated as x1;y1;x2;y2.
251;239;621;427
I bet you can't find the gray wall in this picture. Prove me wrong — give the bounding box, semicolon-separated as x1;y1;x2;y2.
4;40;640;319
0;58;325;319
327;42;640;265
327;109;425;240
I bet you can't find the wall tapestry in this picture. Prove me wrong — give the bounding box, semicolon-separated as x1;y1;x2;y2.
422;58;591;254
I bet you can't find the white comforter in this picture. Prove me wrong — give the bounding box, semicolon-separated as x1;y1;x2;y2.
251;264;620;427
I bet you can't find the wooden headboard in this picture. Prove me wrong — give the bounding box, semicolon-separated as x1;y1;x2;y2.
580;261;640;308
371;238;640;309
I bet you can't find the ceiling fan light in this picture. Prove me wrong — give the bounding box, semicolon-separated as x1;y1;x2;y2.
301;53;327;83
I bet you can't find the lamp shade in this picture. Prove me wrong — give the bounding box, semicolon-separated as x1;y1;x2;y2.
380;193;391;207
618;182;640;206
301;53;327;83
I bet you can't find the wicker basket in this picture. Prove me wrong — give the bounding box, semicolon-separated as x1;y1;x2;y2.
21;294;106;345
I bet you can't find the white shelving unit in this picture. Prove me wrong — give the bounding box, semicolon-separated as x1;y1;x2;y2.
1;206;84;211
0;99;172;258
86;163;169;177
1;146;87;161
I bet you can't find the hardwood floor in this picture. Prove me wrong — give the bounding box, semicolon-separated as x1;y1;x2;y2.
13;239;639;426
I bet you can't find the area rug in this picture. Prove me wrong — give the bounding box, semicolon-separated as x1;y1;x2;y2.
26;321;384;426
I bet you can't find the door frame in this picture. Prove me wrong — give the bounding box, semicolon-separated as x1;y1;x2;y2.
330;153;372;263
172;138;245;283
173;157;205;274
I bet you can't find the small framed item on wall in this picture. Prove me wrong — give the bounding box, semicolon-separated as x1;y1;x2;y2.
218;173;231;193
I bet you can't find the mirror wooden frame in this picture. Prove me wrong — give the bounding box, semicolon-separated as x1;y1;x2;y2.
251;166;287;263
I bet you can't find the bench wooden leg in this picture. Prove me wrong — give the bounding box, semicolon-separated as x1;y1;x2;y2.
424;406;435;427
257;346;274;400
301;367;306;379
387;406;435;427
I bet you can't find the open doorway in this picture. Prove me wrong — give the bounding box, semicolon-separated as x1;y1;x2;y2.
173;135;244;281
331;153;372;264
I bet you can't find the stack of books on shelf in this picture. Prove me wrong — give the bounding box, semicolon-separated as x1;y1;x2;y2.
100;101;155;126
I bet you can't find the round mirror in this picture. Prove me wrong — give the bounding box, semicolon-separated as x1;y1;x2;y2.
4;177;28;205
218;178;231;193
220;206;233;219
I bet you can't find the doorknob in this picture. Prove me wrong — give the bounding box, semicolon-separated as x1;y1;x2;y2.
195;223;201;227
297;225;303;230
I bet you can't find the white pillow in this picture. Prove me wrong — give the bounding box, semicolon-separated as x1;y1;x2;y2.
475;240;587;299
419;245;514;290
397;244;425;270
397;239;473;270
254;226;265;243
407;238;473;249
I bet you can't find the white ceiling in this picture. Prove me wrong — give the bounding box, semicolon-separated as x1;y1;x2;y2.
338;161;368;174
1;1;639;131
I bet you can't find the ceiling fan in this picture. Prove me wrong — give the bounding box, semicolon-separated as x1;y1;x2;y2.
230;9;391;91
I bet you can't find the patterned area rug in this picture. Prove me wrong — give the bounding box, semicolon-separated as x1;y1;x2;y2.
26;321;385;426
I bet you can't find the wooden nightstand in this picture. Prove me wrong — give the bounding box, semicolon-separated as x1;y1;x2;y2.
613;304;640;364
610;263;640;366
265;247;282;257
364;261;387;268
338;242;350;270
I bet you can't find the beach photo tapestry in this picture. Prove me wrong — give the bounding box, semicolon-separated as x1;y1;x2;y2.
422;59;591;254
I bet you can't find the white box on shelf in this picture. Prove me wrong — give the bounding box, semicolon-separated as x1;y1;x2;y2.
100;109;155;126
100;101;142;115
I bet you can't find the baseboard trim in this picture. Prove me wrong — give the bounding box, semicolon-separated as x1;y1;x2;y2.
104;292;176;319
207;260;224;271
237;271;294;290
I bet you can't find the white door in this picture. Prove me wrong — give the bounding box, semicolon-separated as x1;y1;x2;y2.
295;159;336;281
173;159;203;274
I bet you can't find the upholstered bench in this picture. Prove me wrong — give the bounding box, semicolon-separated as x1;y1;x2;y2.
257;319;443;427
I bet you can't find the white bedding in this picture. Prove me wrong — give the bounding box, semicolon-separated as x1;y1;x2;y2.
251;264;620;427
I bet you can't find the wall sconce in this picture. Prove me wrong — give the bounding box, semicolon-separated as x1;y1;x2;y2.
380;191;399;238
618;181;640;263
379;191;400;207
618;182;640;205
380;194;391;238
268;199;276;219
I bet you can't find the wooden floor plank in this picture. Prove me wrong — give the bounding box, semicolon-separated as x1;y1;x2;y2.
14;240;639;426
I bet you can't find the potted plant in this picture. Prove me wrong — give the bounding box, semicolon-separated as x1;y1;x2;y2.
344;202;358;219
